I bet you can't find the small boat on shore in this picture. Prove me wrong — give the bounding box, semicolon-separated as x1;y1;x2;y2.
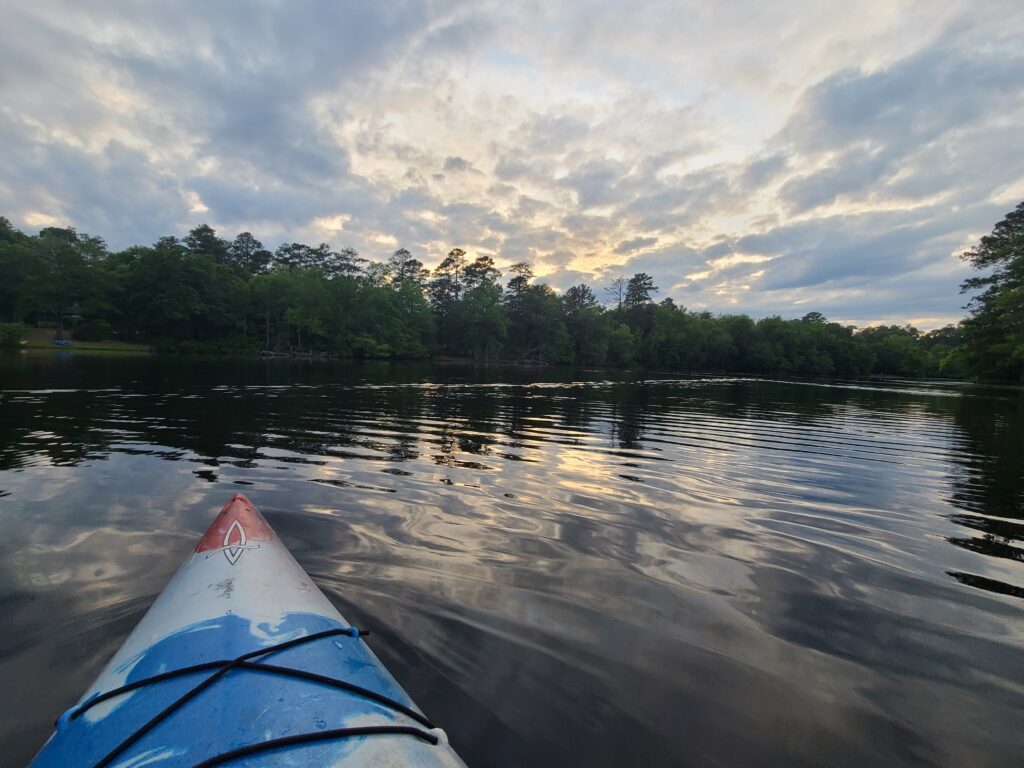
31;494;466;767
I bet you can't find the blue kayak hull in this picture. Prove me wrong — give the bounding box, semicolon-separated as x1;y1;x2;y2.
31;494;465;767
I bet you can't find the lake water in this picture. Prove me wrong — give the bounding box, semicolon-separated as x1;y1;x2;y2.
0;354;1021;767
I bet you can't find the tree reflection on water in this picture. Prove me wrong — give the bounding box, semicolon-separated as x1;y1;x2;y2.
0;353;1021;767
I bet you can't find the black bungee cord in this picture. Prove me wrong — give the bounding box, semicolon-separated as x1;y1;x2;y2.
72;627;440;768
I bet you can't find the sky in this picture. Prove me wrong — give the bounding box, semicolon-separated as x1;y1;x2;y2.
2;1;1023;328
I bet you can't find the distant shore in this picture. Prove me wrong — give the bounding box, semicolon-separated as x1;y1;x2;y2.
18;327;152;354
8;334;984;382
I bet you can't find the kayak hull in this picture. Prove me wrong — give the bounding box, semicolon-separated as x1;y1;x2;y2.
31;494;465;767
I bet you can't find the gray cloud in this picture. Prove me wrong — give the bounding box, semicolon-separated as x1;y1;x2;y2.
615;236;659;254
559;158;633;209
779;148;895;213
493;151;534;181
443;156;475;172
600;245;707;301
780;44;1022;155
538;266;603;293
773;40;1024;217
1;1;1022;327
0;110;188;243
741;154;789;190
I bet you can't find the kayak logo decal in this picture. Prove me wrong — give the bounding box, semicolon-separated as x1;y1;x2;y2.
205;519;260;565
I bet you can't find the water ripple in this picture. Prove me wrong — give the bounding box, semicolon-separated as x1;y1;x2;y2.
0;358;1022;767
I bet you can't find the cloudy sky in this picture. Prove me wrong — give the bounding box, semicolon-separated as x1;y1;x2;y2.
2;1;1023;327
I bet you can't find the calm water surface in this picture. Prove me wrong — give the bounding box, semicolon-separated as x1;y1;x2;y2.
1;354;1022;767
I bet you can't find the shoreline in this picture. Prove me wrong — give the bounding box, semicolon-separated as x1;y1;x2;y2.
6;344;995;384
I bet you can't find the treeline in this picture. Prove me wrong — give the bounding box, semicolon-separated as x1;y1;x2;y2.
0;215;999;378
956;201;1024;382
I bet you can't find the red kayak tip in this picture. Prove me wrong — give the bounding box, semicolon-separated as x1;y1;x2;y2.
195;493;276;564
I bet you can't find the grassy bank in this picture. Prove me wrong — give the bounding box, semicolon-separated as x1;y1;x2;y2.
19;327;152;353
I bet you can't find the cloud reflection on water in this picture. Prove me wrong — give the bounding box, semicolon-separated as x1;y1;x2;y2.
0;355;1021;767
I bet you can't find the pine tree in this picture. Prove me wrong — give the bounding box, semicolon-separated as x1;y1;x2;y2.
959;201;1024;381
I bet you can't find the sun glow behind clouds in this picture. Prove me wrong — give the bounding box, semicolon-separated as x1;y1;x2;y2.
24;211;62;228
313;214;351;234
1;1;1023;327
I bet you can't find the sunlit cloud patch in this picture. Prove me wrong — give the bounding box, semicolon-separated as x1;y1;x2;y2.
2;0;1022;327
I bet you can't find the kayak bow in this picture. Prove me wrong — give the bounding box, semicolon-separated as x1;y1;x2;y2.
31;493;466;767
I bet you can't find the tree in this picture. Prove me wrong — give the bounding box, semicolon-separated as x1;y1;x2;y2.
323;246;365;279
642;301;689;369
911;324;964;376
0;218;33;321
23;227;107;339
506;281;570;364
363;261;392;288
115;242;245;342
451;282;508;360
563;284;598;316
274;242;309;270
607;323;635;366
155;235;183;252
621;272;658;342
561;284;605;364
248;270;290;350
856;325;930;376
959;201;1024;381
388;248;429;286
604;276;626;309
0;216;19;245
463;255;501;290
229;232;272;275
428;248;469;322
391;279;436;355
0;217;971;372
504;262;534;317
440;248;468;296
184;224;230;264
624;273;657;309
282;268;338;349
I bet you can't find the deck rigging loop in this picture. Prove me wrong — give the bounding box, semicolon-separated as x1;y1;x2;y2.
73;627;439;768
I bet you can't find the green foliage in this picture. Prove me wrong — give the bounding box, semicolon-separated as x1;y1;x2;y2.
607;323;636;367
0;322;26;349
74;318;115;341
154;337;257;355
504;277;572;364
184;224;230;264
0;218;32;323
110;242;246;341
229;232;272;275
388;248;429;287
451;283;507;360
17;227;108;338
463;255;501;290
0;217;984;376
959;201;1024;381
624;272;657;308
